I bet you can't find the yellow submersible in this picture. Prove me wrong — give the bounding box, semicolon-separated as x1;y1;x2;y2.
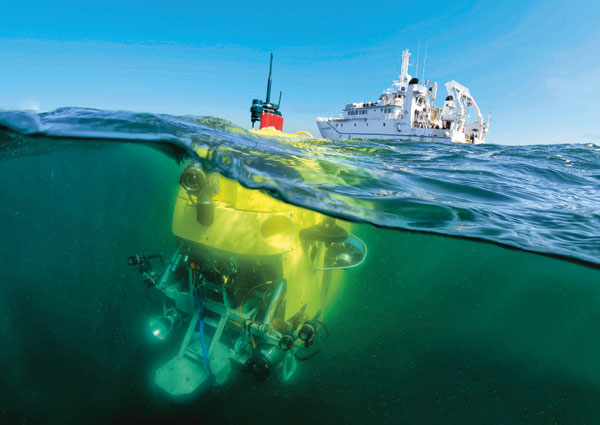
127;53;366;396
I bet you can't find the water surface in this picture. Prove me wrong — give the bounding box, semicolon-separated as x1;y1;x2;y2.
1;109;599;424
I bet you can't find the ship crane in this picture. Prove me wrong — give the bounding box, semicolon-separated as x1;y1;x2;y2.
444;80;484;126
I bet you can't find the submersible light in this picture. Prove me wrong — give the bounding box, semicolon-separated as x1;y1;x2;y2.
298;321;317;344
279;333;295;351
147;309;180;342
179;163;206;192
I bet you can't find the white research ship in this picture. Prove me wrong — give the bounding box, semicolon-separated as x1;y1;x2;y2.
316;49;489;144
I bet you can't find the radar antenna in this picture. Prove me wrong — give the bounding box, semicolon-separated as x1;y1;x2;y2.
422;42;428;83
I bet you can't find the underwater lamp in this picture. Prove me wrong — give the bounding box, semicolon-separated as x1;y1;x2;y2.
179;163;217;226
179;164;206;193
299;321;317;344
147;309;180;342
279;333;295;351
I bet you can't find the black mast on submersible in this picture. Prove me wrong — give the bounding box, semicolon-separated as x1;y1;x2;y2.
250;53;283;130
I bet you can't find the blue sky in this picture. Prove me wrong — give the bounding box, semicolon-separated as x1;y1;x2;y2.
1;0;599;145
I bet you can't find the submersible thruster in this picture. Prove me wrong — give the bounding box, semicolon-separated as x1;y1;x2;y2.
128;54;366;396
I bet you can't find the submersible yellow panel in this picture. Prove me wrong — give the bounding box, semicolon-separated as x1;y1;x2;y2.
172;173;348;320
249;127;314;139
172;196;293;255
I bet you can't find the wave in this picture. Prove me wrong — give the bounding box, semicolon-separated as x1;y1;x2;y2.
1;107;598;266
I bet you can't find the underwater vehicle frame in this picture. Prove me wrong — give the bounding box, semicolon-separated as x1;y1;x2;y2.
129;163;367;396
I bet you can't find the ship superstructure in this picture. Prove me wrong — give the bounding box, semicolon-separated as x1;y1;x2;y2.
316;49;489;144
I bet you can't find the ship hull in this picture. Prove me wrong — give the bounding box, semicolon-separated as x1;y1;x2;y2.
316;119;478;144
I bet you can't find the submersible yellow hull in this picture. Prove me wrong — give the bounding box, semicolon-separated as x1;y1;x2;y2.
173;171;348;321
135;127;365;396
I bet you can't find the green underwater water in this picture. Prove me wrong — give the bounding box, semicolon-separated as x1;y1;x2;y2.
1;139;600;424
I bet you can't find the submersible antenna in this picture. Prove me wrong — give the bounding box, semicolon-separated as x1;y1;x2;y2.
250;53;284;130
266;53;273;104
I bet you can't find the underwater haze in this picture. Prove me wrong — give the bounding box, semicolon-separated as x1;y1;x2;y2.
1;108;600;424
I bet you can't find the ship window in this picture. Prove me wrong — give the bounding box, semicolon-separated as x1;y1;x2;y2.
383;123;386;126
354;123;356;126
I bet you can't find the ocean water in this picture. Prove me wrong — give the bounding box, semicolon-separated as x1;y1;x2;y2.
1;108;599;424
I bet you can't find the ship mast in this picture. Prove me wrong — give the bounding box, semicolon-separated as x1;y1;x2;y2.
399;49;410;83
